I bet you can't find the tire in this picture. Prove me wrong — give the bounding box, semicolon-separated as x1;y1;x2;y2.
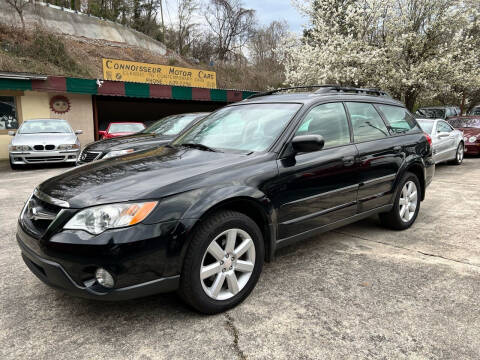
379;172;421;230
450;143;464;165
179;210;264;314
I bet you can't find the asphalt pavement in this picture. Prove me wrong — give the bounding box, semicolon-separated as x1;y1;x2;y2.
1;159;479;359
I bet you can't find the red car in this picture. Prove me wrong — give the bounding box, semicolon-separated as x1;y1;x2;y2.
447;116;480;155
98;122;146;139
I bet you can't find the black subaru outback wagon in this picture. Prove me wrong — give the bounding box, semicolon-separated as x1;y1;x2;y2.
17;86;435;314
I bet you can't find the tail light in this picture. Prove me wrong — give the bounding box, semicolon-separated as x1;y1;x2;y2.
424;132;432;147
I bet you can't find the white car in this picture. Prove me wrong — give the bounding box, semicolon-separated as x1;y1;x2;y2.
8;118;82;170
417;118;464;165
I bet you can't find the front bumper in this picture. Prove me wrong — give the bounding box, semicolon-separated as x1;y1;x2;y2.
18;238;179;300
10;150;80;164
465;143;480;155
16;216;193;300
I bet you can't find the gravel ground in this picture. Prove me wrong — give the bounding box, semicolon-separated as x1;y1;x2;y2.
1;158;479;359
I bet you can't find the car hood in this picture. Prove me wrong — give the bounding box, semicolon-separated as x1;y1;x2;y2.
459;127;480;137
38;146;257;208
12;133;78;146
85;133;174;152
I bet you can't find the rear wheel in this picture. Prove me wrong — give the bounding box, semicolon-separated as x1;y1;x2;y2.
179;211;264;314
450;143;464;165
380;172;421;230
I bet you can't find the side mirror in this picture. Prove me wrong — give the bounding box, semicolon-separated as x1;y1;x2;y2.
437;132;449;138
75;130;83;135
8;130;15;136
291;135;325;153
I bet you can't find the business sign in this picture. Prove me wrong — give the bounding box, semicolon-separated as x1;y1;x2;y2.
102;58;217;89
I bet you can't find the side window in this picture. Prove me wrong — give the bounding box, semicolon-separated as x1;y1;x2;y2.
437;121;453;133
345;102;389;142
377;104;419;135
295;102;350;149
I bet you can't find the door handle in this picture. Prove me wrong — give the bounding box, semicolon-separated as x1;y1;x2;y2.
342;156;355;166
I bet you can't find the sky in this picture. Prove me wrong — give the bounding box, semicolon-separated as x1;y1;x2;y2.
163;0;306;33
242;0;305;33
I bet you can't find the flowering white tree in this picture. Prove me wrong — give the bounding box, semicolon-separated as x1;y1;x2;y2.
281;0;480;111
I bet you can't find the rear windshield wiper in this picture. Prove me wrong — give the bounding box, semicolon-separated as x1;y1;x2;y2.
181;143;220;152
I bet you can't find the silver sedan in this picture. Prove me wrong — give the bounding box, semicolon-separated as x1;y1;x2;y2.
417;118;464;165
8;118;82;170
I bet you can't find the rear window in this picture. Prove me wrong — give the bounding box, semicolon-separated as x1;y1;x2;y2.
377;105;420;135
416;108;445;119
109;123;145;133
417;120;434;134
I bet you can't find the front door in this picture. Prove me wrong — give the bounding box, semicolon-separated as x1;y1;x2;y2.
274;102;359;241
434;121;456;161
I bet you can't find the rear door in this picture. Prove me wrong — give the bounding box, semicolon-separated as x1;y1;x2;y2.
346;102;400;213
275;102;359;240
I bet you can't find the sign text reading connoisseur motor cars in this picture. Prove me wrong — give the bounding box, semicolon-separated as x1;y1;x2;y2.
102;58;217;88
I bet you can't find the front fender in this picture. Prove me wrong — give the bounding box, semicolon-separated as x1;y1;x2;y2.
143;185;277;265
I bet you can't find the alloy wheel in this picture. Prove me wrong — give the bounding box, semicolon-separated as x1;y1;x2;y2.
200;228;256;301
399;181;418;223
457;144;464;163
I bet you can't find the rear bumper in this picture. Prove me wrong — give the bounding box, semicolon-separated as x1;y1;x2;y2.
424;156;435;188
18;236;180;301
10;150;79;164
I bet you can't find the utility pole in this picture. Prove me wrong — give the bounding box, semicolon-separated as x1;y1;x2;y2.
159;0;165;42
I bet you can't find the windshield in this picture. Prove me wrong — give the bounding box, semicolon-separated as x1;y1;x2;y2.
173;103;301;153
417;120;434;134
19;120;72;134
144;114;202;136
416;108;445;119
109;123;145;133
448;118;480;128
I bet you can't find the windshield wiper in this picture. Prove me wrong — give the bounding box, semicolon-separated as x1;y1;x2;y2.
181;143;220;152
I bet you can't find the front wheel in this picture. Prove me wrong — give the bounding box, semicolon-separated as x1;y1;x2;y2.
179;211;264;314
450;143;464;165
380;172;421;230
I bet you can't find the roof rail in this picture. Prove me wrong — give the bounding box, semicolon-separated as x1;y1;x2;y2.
247;85;391;99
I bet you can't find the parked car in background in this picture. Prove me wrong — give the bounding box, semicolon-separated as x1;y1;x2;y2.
17;86;435;314
98;122;146;139
415;106;459;120
77;112;209;164
417;119;464;164
447;116;480;155
8;118;82;170
468;106;480;116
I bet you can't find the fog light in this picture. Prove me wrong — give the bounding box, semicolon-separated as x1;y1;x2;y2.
95;268;115;288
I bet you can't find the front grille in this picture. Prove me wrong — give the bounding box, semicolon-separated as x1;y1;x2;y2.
21;195;63;237
79;149;101;163
33;145;56;151
25;157;65;163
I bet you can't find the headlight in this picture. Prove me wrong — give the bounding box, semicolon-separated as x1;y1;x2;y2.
103;149;135;159
64;201;158;235
58;144;80;150
9;145;31;151
469;136;477;143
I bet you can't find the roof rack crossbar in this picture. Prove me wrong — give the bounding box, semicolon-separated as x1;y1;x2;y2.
247;85;391;99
